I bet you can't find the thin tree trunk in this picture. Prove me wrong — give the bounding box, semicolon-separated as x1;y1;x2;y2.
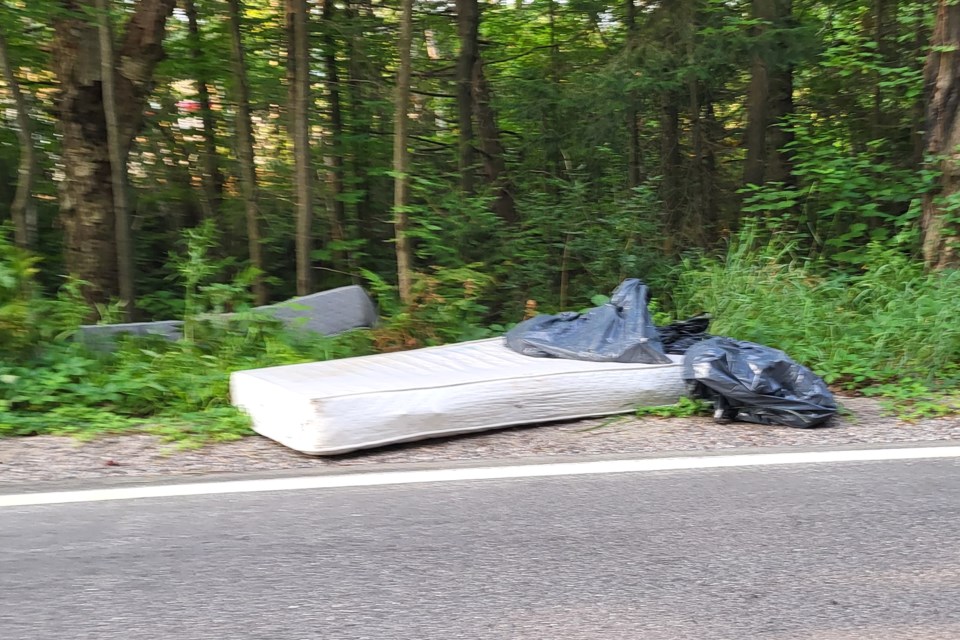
344;0;373;231
393;0;414;304
0;27;37;249
765;1;794;185
744;0;771;186
685;1;706;242
703;96;720;231
97;0;135;320
660;93;681;252
624;0;641;189
226;0;268;304
871;0;886;142
185;0;223;218
291;0;312;295
455;0;478;193
689;77;705;240
286;0;296;111
53;0;174;310
472;59;516;224
545;0;562;180
322;0;346;264
912;2;929;165
920;0;960;270
743;0;793;186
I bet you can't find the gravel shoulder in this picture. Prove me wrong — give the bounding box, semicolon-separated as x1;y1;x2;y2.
2;396;959;486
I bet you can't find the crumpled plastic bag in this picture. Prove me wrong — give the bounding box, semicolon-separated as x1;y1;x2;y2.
657;313;712;355
504;279;672;364
682;337;837;428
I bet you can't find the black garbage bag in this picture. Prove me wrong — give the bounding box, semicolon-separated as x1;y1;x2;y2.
657;313;712;355
682;337;837;428
504;279;672;364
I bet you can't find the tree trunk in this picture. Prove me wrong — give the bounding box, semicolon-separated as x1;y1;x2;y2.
0;27;37;249
344;0;374;231
97;0;135;320
52;0;176;309
920;0;960;270
472;59;516;224
393;0;414;304
545;0;563;180
624;0;641;189
290;0;313;295
322;0;346;266
185;0;224;218
688;76;705;241
743;0;794;187
912;2;931;165
660;93;681;251
226;0;268;303
455;0;478;194
703;96;720;231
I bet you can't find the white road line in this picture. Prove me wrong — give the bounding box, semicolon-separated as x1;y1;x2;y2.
2;446;959;508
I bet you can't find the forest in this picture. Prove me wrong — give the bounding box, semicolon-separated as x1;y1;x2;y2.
1;0;959;441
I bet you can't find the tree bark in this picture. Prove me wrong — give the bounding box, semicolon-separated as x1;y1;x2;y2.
912;2;931;165
226;0;268;303
0;27;37;249
743;0;794;187
688;76;705;240
624;0;641;189
472;59;516;224
344;0;373;231
322;0;346;265
920;0;960;270
185;0;224;218
97;0;135;320
290;0;313;295
660;93;681;251
684;1;716;239
455;0;478;194
52;0;176;308
545;0;563;180
393;0;414;304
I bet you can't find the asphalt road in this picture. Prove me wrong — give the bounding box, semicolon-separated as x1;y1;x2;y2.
2;455;960;640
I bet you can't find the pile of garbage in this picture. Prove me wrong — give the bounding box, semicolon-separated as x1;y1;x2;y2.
505;279;837;429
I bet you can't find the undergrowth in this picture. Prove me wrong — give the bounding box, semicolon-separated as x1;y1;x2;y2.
671;223;960;418
3;214;959;447
0;224;490;446
635;397;713;419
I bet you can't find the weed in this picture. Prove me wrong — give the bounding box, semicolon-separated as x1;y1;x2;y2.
635;397;713;419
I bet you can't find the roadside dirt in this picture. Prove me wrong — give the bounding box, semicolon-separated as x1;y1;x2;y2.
2;396;958;486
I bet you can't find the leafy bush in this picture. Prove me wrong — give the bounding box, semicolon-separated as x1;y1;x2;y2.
0;230;42;355
0;225;376;443
739;120;926;262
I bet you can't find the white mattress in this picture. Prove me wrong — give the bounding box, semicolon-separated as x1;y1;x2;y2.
230;338;686;455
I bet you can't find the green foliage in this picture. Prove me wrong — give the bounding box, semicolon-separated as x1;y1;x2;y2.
495;180;670;316
862;382;960;421
740;121;926;261
0;230;38;355
0;226;375;444
1;0;954;442
672;223;960;410
363;263;498;350
635;397;713;419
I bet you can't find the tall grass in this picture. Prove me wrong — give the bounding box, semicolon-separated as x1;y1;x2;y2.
671;225;960;392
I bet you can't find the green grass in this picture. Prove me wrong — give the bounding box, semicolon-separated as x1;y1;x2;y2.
669;225;960;418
